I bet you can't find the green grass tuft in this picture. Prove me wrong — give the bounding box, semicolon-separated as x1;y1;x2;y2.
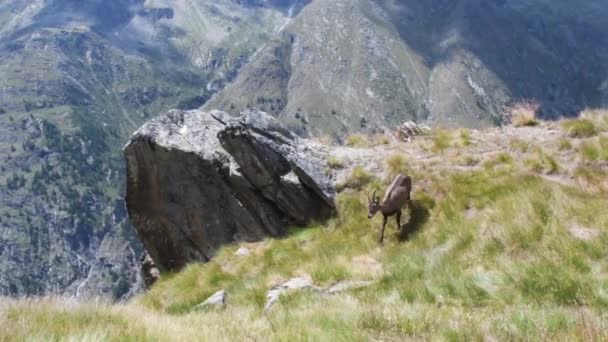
562;119;598;138
431;130;451;152
326;156;345;169
519;261;595;305
524;149;559;174
579;136;608;162
558;138;573;151
345;134;369;147
458;129;472;146
483;152;513;170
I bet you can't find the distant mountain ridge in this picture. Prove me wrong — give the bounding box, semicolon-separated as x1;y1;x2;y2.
205;0;608;137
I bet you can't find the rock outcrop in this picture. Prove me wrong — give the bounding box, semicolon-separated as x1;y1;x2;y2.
140;252;160;288
124;109;335;272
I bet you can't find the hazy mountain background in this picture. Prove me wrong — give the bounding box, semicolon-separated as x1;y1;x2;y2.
206;0;608;136
0;0;607;299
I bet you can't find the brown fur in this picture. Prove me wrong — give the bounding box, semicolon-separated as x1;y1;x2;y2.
368;174;412;244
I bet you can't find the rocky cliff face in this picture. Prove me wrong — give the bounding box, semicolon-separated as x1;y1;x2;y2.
124;109;335;271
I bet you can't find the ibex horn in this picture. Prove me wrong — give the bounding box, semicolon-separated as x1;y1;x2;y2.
372;189;377;200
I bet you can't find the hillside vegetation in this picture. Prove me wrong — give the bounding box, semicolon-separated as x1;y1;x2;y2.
0;0;292;298
1;112;607;341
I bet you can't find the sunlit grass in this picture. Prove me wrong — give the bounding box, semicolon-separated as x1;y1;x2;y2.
3;157;608;340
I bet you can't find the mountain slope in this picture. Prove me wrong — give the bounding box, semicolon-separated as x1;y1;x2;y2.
0;0;291;299
205;0;608;137
2;114;607;340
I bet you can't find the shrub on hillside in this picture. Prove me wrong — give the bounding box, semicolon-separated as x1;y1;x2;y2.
558;138;572;151
483;152;514;169
509;100;540;127
509;138;531;153
431;129;451;152
345;134;369;147
525;150;559;174
326;156;345;169
562;119;597;138
458;129;472;146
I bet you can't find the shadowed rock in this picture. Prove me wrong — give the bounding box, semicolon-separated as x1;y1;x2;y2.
140;252;160;288
124;109;335;272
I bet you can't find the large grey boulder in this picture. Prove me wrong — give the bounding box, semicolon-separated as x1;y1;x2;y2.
124;109;335;272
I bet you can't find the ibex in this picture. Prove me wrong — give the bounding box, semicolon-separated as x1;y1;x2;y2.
368;174;412;244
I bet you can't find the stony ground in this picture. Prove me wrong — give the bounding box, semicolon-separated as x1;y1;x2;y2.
326;122;579;186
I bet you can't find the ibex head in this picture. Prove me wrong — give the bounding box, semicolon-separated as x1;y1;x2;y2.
367;189;381;219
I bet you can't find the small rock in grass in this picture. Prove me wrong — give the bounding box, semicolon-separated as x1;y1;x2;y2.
568;225;599;241
264;277;318;311
326;280;374;294
234;247;250;256
197;289;227;309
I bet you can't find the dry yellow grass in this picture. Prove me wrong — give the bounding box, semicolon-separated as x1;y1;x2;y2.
580;109;608;131
562;118;598;138
510;101;540;127
345;134;369;147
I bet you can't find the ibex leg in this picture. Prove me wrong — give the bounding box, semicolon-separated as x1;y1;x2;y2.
396;210;402;231
379;215;387;244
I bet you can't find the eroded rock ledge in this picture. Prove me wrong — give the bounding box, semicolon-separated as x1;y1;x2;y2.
124;109;336;271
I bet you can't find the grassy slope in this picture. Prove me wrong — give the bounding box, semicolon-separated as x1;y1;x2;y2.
1;114;608;341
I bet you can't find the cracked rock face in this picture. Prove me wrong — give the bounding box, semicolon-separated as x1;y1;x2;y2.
124;109;335;272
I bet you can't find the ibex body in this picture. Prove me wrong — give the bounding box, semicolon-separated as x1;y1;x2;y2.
368;174;412;244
